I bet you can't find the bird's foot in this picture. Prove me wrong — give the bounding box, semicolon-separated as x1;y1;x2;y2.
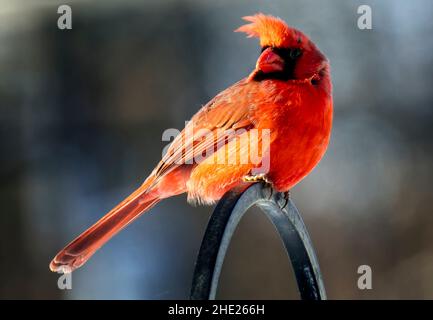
243;173;271;184
243;173;273;199
279;190;290;210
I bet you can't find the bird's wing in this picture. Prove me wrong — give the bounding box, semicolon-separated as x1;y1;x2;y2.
152;79;255;182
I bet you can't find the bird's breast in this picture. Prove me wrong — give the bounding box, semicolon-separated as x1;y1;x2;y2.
263;84;333;192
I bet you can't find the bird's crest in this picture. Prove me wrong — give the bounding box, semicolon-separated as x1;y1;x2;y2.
235;13;295;48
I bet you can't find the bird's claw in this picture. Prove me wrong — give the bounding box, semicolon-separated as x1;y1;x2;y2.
279;190;290;209
267;186;274;200
243;173;274;199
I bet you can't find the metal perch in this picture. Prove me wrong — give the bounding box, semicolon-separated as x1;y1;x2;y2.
190;183;326;300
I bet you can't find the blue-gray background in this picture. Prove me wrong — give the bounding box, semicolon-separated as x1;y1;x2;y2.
1;0;433;299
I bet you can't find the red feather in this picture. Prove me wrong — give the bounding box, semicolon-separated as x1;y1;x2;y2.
50;13;333;273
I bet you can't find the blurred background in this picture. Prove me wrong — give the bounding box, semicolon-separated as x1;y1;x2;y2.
1;0;433;299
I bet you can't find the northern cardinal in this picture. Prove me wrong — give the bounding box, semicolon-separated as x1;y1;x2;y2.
50;13;333;273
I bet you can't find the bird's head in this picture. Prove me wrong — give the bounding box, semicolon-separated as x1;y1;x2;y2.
236;13;329;84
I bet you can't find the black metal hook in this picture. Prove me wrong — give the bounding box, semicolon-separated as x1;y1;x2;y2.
190;183;326;300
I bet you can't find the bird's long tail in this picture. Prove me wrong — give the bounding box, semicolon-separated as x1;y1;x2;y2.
49;177;160;273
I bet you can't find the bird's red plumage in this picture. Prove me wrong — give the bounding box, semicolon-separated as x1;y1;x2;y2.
50;13;333;273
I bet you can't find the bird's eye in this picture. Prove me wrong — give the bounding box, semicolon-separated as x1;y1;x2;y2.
290;48;302;59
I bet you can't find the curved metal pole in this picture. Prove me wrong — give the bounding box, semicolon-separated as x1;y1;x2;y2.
190;183;326;300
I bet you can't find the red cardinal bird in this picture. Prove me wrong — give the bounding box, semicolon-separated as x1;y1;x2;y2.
50;13;333;273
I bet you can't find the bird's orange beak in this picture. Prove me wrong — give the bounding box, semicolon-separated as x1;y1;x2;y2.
256;47;285;74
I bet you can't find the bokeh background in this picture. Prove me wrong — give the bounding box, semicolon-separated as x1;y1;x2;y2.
1;0;433;299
